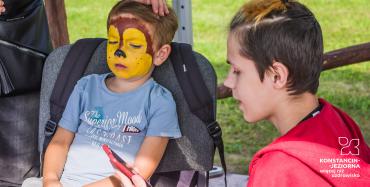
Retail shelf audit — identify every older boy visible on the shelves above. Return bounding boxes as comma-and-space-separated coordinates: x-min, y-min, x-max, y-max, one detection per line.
223, 0, 370, 186
39, 1, 181, 187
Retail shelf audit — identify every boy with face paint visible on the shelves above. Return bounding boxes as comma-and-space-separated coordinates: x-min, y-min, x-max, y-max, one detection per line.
40, 1, 180, 187
107, 17, 156, 81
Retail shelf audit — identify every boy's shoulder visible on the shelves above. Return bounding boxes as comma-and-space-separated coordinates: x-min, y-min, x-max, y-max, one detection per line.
75, 73, 107, 88
148, 79, 176, 107
79, 73, 106, 82
149, 80, 174, 98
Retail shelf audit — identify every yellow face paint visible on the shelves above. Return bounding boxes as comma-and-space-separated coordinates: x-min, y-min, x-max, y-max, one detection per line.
107, 18, 154, 80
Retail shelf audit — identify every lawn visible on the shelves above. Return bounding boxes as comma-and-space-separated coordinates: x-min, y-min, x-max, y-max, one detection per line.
65, 0, 370, 174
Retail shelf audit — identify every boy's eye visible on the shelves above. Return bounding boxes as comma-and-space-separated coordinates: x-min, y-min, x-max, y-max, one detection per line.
109, 41, 118, 45
233, 67, 240, 75
129, 43, 142, 49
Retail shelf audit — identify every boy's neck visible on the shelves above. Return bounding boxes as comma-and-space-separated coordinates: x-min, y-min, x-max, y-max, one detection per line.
269, 93, 319, 135
105, 73, 151, 94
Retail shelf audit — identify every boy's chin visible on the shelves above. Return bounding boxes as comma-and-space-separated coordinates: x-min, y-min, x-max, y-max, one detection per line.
243, 113, 261, 124
113, 74, 150, 82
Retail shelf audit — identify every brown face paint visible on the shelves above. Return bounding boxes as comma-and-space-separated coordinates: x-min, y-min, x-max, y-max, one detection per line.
109, 17, 154, 56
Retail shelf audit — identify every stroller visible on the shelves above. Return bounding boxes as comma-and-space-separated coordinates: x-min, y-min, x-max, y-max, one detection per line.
38, 38, 226, 186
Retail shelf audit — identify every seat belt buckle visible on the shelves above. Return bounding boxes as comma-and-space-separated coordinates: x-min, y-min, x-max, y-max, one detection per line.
206, 121, 222, 139
44, 119, 57, 136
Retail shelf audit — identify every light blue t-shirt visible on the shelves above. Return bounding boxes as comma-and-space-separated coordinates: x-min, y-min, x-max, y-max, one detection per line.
58, 73, 181, 187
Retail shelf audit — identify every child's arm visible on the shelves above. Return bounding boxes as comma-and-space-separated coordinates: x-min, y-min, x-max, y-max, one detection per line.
43, 127, 75, 186
134, 136, 169, 179
84, 136, 169, 187
0, 0, 5, 15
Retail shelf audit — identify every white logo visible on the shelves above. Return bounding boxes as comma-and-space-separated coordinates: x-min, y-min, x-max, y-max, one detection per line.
338, 137, 360, 156
122, 125, 141, 133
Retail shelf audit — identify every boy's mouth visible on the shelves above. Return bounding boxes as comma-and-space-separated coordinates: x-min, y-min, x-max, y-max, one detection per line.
115, 63, 127, 69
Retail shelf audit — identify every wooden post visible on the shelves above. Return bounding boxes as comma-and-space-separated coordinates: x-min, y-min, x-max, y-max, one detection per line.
322, 42, 370, 70
44, 0, 69, 48
217, 42, 370, 99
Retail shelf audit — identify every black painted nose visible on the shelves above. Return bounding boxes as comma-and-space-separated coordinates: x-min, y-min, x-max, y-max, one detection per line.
114, 49, 126, 58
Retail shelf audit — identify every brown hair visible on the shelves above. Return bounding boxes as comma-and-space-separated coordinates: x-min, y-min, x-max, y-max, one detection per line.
230, 0, 323, 95
107, 0, 178, 49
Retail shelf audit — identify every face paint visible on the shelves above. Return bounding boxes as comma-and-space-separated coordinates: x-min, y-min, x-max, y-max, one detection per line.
107, 17, 154, 80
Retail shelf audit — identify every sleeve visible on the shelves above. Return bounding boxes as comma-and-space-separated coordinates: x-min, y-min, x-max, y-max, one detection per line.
248, 152, 329, 187
146, 87, 182, 139
58, 77, 88, 133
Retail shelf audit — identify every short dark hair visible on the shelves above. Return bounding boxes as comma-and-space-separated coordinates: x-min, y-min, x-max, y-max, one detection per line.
230, 0, 323, 95
107, 0, 178, 48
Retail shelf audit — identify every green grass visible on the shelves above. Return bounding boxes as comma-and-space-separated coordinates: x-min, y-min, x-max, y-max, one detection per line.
65, 0, 370, 174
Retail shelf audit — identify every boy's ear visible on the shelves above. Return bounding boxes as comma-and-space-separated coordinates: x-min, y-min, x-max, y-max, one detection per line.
268, 60, 289, 90
153, 44, 171, 66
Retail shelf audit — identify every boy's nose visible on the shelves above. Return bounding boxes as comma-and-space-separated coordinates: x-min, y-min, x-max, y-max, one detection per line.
224, 72, 235, 89
114, 49, 126, 58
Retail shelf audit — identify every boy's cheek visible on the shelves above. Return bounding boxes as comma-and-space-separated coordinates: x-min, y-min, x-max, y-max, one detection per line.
107, 47, 115, 60
107, 44, 123, 64
106, 48, 154, 79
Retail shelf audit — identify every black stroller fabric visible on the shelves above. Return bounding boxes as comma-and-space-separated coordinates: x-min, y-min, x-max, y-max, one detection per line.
0, 0, 52, 96
0, 0, 51, 186
0, 92, 40, 186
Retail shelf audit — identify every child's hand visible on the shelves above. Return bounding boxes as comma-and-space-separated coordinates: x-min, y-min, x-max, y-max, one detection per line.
133, 0, 169, 16
0, 0, 5, 15
43, 178, 63, 187
115, 170, 148, 187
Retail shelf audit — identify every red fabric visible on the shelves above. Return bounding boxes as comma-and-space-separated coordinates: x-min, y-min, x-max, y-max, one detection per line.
247, 99, 370, 187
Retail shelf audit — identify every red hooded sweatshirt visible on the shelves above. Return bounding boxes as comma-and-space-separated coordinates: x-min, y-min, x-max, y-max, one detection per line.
247, 99, 370, 187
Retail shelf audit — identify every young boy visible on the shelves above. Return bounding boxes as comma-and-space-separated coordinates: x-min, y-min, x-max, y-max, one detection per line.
223, 0, 370, 186
40, 1, 181, 187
